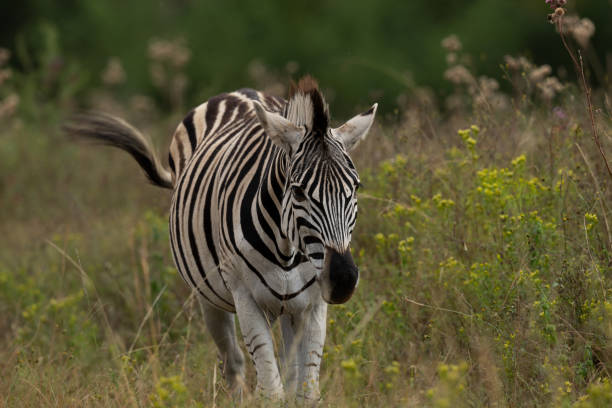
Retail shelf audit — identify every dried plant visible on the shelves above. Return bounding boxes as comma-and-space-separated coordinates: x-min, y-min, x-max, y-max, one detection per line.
547, 1, 612, 181
101, 57, 126, 86
441, 35, 509, 113
0, 47, 19, 119
148, 37, 191, 111
503, 55, 566, 101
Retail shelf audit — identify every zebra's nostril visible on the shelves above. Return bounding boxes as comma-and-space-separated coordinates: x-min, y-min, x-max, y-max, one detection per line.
322, 247, 359, 304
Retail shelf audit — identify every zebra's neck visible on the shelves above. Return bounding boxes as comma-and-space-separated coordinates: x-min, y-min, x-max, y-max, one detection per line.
252, 146, 302, 269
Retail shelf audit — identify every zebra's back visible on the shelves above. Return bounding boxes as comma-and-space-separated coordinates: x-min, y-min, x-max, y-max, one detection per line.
168, 89, 285, 182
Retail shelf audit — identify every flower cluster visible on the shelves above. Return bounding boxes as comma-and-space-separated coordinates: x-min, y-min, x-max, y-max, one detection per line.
546, 0, 567, 24
560, 15, 596, 47
148, 38, 191, 68
148, 37, 191, 110
441, 35, 509, 111
545, 0, 567, 9
504, 55, 564, 100
441, 34, 462, 53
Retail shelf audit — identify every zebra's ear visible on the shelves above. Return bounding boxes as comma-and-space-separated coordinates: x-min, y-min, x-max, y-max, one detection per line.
331, 103, 378, 151
253, 101, 304, 154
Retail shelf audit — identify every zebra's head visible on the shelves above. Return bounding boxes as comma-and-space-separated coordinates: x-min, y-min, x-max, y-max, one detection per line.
254, 77, 377, 304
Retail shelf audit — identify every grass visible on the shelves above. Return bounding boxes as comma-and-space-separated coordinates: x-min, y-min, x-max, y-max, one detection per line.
2, 37, 612, 407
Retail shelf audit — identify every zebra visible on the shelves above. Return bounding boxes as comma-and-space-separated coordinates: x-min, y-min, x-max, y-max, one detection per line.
65, 76, 377, 400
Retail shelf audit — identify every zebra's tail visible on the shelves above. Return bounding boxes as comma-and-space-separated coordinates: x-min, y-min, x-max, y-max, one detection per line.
64, 112, 173, 189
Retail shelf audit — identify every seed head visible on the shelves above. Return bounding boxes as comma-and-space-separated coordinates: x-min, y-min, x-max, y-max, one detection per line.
546, 0, 567, 23
0, 48, 10, 66
441, 35, 462, 52
101, 57, 126, 86
572, 18, 595, 47
545, 0, 567, 9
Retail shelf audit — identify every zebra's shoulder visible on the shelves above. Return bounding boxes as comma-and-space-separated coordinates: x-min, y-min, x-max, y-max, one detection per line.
168, 89, 286, 180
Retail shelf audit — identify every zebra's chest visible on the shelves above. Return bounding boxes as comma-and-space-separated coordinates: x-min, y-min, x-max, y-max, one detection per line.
227, 253, 321, 316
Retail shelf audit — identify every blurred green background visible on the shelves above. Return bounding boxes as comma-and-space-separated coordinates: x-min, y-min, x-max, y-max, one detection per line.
2, 0, 611, 115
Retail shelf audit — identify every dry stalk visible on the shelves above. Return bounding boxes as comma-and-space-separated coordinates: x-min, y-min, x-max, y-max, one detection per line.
127, 285, 167, 355
575, 142, 612, 251
405, 297, 501, 334
139, 237, 160, 350
556, 15, 612, 182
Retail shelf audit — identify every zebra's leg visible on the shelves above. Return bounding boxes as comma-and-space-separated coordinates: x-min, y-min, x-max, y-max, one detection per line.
233, 290, 284, 398
295, 300, 328, 401
201, 302, 246, 394
280, 314, 298, 394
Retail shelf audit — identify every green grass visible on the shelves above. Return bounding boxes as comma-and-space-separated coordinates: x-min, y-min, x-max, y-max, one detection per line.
2, 51, 612, 407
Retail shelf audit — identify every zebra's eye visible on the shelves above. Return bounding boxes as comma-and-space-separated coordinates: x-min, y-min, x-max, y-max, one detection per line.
292, 185, 307, 202
356, 181, 363, 191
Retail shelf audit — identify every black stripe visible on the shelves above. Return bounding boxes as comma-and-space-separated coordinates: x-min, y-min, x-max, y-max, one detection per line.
168, 153, 175, 173
304, 236, 322, 245
182, 110, 197, 150
251, 343, 265, 355
237, 88, 261, 102
176, 139, 186, 172
204, 95, 224, 138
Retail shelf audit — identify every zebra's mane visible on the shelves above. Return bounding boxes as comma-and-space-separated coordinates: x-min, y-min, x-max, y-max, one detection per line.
286, 76, 329, 136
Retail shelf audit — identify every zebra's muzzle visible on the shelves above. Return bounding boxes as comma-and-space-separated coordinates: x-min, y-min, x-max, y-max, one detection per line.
319, 247, 359, 304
